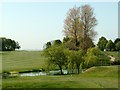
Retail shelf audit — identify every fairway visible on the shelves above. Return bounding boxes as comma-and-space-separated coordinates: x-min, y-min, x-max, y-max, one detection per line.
2, 66, 118, 88
2, 51, 47, 72
2, 51, 119, 88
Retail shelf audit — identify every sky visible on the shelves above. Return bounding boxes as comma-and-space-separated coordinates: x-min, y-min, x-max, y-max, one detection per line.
0, 1, 118, 50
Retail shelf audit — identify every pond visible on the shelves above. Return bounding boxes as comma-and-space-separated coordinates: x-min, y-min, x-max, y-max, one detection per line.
20, 70, 68, 76
19, 72, 47, 76
49, 70, 68, 75
8, 70, 68, 77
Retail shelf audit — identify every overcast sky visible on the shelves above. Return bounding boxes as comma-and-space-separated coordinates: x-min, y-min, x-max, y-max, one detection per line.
0, 1, 118, 50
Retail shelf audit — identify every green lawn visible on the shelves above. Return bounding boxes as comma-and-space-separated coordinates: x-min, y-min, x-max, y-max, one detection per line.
2, 66, 118, 88
1, 51, 119, 88
2, 51, 47, 72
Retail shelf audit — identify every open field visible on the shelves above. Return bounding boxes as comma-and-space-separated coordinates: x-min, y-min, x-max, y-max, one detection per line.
2, 51, 120, 72
2, 51, 47, 72
2, 66, 118, 88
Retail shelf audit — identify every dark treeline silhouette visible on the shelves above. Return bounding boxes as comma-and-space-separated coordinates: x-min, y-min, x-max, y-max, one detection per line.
97, 37, 120, 51
0, 37, 20, 51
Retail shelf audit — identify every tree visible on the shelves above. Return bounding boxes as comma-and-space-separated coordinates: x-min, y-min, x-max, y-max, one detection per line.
115, 41, 120, 51
114, 38, 120, 51
44, 39, 62, 50
80, 36, 95, 51
63, 6, 81, 49
43, 46, 67, 75
84, 47, 110, 68
44, 41, 52, 49
97, 36, 108, 51
73, 50, 84, 74
80, 4, 97, 52
65, 39, 78, 50
114, 38, 120, 45
15, 42, 21, 49
64, 49, 84, 74
63, 5, 97, 52
53, 39, 62, 46
106, 40, 115, 51
63, 37, 70, 43
0, 37, 20, 51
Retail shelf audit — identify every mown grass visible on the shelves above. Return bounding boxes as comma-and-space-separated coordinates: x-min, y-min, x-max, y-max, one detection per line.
2, 66, 119, 88
1, 51, 119, 88
2, 51, 47, 72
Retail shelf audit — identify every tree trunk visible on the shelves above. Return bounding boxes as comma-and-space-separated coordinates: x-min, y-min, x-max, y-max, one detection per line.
59, 66, 63, 75
77, 68, 80, 74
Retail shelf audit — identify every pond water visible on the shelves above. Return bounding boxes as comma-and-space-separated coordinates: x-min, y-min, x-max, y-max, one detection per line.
19, 72, 47, 76
18, 70, 68, 76
49, 70, 68, 75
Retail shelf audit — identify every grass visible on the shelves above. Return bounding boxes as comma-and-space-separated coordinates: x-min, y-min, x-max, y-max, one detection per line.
1, 51, 119, 88
2, 65, 119, 88
2, 51, 47, 72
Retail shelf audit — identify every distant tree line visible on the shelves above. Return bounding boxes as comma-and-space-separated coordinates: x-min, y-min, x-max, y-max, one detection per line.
0, 37, 20, 51
97, 37, 120, 51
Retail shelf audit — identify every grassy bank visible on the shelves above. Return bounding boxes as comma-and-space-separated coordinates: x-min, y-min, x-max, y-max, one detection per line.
2, 66, 118, 88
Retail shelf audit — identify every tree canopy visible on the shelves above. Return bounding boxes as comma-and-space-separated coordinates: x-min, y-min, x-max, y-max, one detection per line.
106, 40, 115, 51
0, 37, 20, 51
97, 36, 108, 51
43, 45, 67, 75
115, 41, 120, 51
84, 47, 110, 68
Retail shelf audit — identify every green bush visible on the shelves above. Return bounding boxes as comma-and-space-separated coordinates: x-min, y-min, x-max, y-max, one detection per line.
84, 47, 110, 68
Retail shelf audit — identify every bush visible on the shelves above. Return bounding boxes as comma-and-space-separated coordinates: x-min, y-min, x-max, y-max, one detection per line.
84, 47, 110, 68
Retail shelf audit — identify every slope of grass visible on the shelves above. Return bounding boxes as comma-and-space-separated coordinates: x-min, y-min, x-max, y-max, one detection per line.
2, 66, 118, 88
2, 51, 47, 72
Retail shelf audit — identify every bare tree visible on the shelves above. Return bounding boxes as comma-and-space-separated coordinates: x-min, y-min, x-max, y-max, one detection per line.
80, 5, 97, 52
63, 5, 97, 52
63, 6, 81, 48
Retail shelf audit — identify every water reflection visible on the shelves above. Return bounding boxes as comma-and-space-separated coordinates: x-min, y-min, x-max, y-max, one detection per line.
19, 72, 46, 76
19, 70, 68, 76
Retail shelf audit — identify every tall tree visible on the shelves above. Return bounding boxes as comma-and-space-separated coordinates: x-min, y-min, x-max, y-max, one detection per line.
80, 4, 97, 52
63, 5, 97, 52
63, 6, 81, 49
97, 36, 108, 51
